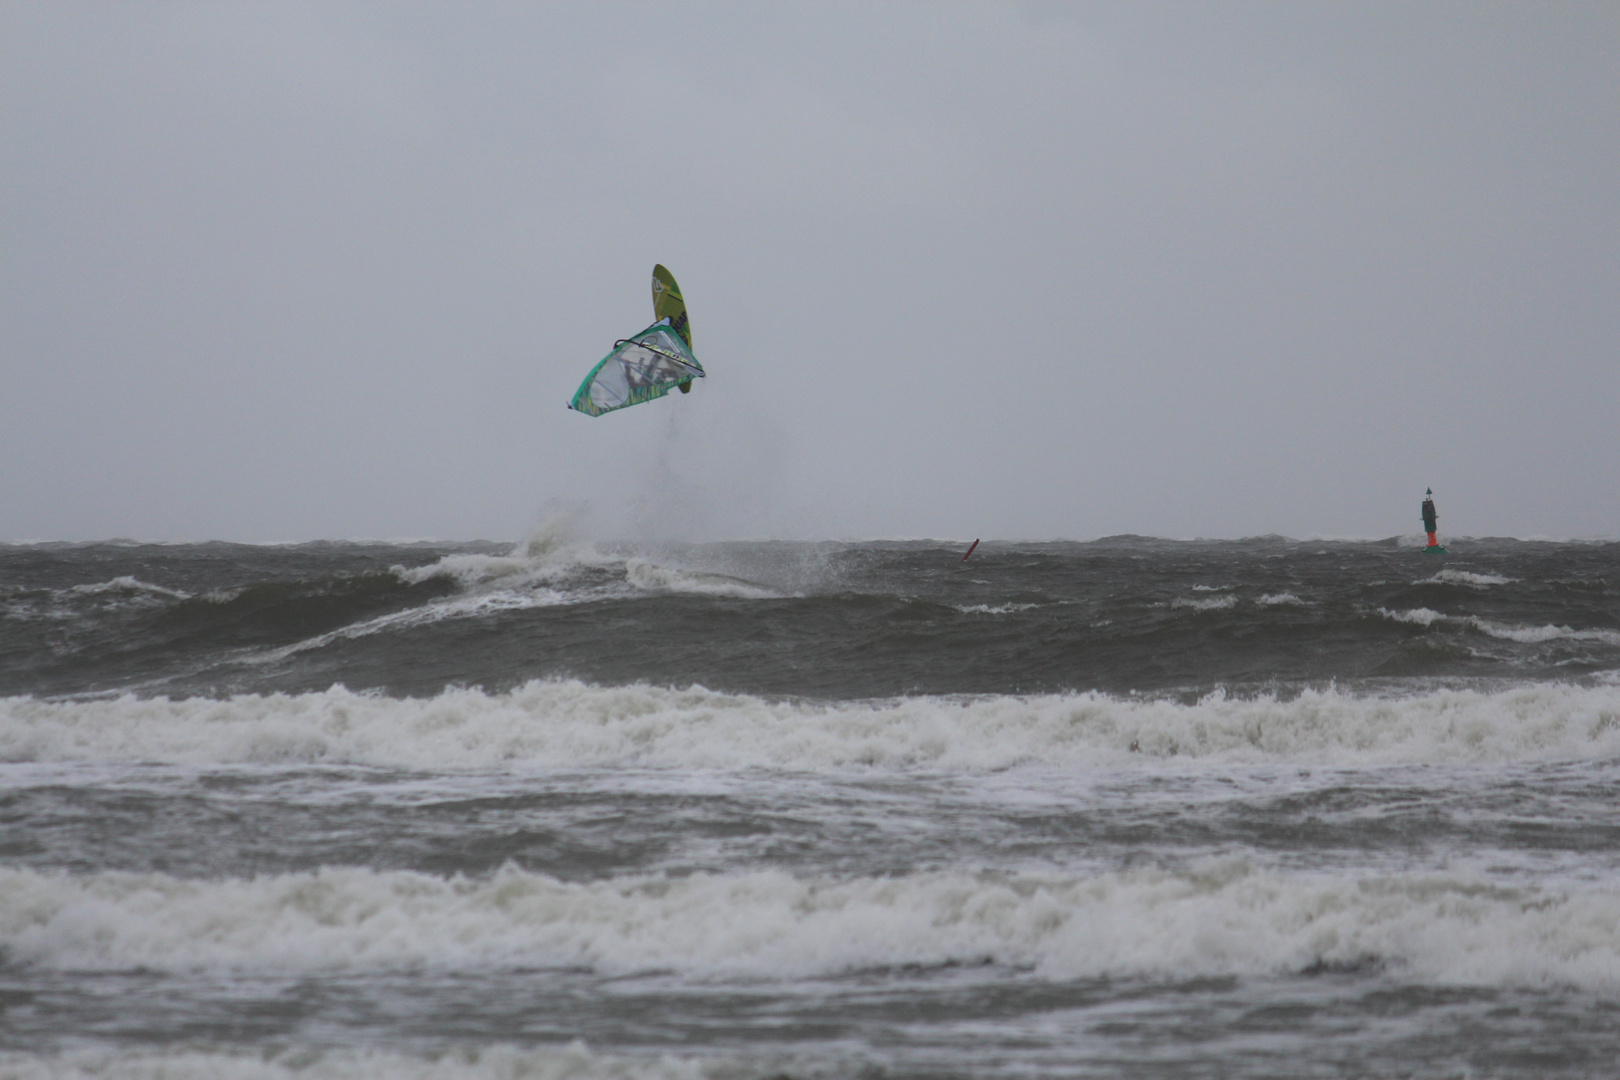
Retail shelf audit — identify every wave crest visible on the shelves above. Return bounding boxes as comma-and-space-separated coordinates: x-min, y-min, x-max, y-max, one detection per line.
1378, 607, 1620, 645
5, 680, 1620, 770
4, 861, 1617, 988
1418, 569, 1517, 588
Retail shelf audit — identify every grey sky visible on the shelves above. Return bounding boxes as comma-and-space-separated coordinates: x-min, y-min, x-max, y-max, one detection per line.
4, 1, 1616, 542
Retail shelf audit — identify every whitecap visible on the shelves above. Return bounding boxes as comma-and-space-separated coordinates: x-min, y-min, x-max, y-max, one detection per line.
4, 860, 1617, 990
67, 576, 191, 601
1172, 594, 1238, 611
7, 679, 1620, 771
1378, 607, 1620, 646
1417, 569, 1517, 588
1378, 606, 1446, 626
624, 559, 780, 600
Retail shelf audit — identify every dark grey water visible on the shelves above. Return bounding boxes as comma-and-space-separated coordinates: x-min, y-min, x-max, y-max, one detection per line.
3, 535, 1619, 1078
6, 535, 1619, 701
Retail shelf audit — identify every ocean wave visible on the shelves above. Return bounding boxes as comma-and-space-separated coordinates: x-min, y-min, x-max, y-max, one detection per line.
1380, 606, 1446, 626
392, 548, 610, 591
4, 860, 1617, 989
1417, 569, 1517, 588
67, 576, 192, 601
392, 532, 779, 607
0, 1045, 715, 1080
624, 559, 781, 600
954, 603, 1040, 615
265, 587, 578, 659
260, 540, 781, 657
1255, 593, 1308, 607
4, 680, 1620, 770
1377, 607, 1620, 645
1171, 594, 1238, 611
394, 550, 561, 589
2, 577, 193, 624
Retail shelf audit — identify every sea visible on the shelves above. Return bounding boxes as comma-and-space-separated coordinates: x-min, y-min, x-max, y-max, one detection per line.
3, 529, 1619, 1079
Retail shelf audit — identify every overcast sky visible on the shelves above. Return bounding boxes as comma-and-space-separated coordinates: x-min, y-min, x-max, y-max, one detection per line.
3, 1, 1617, 542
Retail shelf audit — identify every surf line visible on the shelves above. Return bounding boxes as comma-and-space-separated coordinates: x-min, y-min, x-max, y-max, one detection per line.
961, 539, 980, 562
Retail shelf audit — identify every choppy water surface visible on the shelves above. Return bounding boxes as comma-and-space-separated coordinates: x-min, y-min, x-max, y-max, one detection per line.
3, 535, 1619, 1078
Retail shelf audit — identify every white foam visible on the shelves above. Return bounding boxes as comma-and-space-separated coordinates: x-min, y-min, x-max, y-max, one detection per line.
270, 543, 615, 654
277, 562, 773, 659
58, 576, 192, 606
3, 860, 1617, 989
392, 516, 613, 591
1380, 606, 1445, 626
198, 587, 245, 603
1255, 593, 1307, 607
3, 577, 192, 623
1377, 607, 1620, 645
394, 551, 551, 588
1418, 569, 1517, 588
954, 603, 1039, 615
269, 586, 576, 659
0, 1045, 714, 1080
392, 541, 611, 591
395, 549, 781, 602
1470, 620, 1620, 645
5, 680, 1620, 771
271, 532, 780, 657
67, 576, 191, 600
624, 559, 781, 599
1172, 594, 1238, 611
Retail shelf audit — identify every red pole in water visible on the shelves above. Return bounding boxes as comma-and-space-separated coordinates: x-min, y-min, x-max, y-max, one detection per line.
961, 539, 980, 562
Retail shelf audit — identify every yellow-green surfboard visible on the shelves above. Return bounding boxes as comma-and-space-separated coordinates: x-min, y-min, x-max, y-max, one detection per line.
652, 265, 691, 349
652, 264, 694, 393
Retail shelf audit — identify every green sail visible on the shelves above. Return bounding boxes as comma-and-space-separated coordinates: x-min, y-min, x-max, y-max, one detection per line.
567, 321, 705, 417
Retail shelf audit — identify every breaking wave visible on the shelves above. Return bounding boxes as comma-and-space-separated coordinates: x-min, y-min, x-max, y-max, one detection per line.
2, 577, 194, 622
1171, 594, 1239, 611
1377, 607, 1620, 645
1418, 569, 1518, 588
68, 576, 193, 600
623, 559, 781, 600
389, 523, 780, 603
5, 680, 1620, 771
4, 860, 1617, 989
250, 537, 784, 658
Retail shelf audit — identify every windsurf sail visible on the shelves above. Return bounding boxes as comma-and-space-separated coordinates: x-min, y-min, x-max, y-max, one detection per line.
567, 320, 705, 417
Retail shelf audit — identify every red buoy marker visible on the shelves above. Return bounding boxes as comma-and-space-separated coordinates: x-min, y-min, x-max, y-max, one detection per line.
1421, 488, 1448, 553
961, 539, 980, 562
